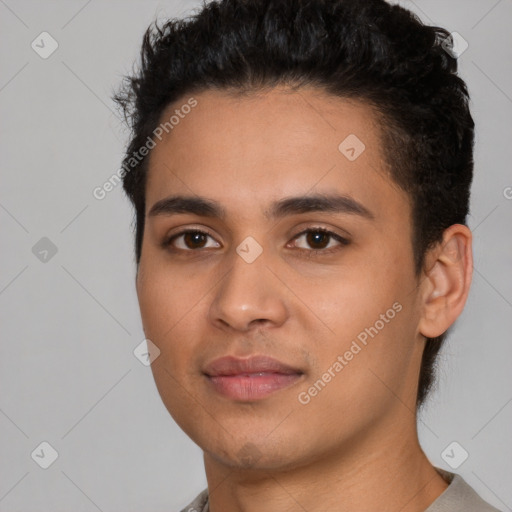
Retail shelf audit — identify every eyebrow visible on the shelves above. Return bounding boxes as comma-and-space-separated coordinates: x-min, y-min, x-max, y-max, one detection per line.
148, 193, 374, 220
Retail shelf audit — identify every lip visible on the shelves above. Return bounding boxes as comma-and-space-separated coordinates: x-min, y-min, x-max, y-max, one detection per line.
203, 355, 304, 401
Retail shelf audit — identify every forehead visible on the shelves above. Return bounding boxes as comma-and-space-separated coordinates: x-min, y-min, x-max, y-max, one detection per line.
144, 87, 406, 219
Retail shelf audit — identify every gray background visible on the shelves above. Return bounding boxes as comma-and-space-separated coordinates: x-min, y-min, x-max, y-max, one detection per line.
0, 0, 511, 511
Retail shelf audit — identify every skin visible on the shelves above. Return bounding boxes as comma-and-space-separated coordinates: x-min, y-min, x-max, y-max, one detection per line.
136, 87, 473, 512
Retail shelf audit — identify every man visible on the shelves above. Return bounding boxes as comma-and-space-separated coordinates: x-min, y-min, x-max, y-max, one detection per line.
114, 0, 500, 510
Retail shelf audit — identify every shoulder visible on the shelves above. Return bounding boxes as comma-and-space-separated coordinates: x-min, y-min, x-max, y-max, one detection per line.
177, 472, 504, 512
179, 488, 209, 512
426, 468, 503, 512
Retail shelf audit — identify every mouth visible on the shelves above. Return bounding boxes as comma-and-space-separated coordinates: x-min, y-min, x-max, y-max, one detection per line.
203, 355, 304, 401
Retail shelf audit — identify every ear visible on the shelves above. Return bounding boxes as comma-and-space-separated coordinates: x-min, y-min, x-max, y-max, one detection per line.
418, 224, 473, 338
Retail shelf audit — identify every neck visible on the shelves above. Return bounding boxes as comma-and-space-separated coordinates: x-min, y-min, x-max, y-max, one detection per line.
203, 411, 448, 512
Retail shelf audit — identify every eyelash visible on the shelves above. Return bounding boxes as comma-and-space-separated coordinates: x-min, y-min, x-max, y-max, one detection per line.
162, 227, 350, 257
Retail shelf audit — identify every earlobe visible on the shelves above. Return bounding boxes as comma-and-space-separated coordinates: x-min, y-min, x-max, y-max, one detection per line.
418, 224, 473, 338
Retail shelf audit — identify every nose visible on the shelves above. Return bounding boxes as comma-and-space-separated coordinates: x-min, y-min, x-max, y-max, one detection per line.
208, 247, 289, 332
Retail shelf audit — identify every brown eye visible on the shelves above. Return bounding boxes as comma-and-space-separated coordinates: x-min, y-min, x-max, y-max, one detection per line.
166, 230, 221, 251
305, 231, 331, 249
183, 232, 208, 249
291, 228, 349, 253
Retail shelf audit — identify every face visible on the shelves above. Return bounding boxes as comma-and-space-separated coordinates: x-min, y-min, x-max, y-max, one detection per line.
136, 87, 426, 471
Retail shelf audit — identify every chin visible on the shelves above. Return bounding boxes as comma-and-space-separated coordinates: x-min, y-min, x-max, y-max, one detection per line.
201, 433, 317, 473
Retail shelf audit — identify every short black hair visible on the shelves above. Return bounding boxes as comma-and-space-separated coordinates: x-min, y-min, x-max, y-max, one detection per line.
114, 0, 474, 409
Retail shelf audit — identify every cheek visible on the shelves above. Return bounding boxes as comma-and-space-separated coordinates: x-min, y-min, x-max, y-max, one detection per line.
137, 258, 201, 327
294, 306, 418, 437
136, 262, 206, 367
303, 255, 408, 337
137, 266, 209, 424
298, 247, 419, 392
